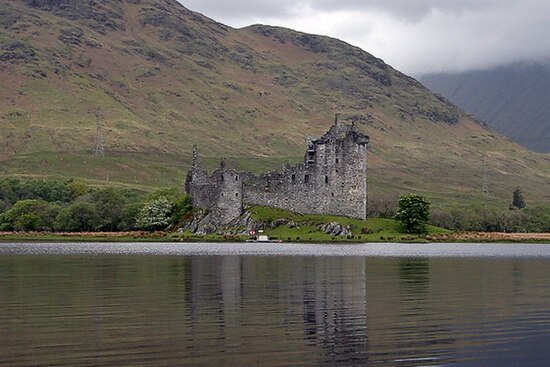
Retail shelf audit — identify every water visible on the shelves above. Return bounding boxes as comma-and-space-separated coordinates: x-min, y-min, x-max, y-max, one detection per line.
1, 242, 550, 366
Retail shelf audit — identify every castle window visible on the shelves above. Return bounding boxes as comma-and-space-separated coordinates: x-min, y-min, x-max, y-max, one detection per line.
221, 192, 224, 196
235, 192, 239, 197
235, 175, 239, 181
336, 158, 339, 164
291, 174, 296, 183
325, 175, 329, 184
304, 174, 309, 183
336, 169, 339, 173
220, 174, 224, 183
331, 192, 335, 197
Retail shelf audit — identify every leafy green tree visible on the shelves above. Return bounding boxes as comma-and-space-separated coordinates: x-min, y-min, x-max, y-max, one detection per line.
55, 202, 101, 232
118, 203, 145, 231
136, 197, 173, 231
89, 188, 126, 231
68, 181, 89, 199
396, 194, 431, 233
13, 214, 42, 231
0, 178, 18, 204
512, 187, 526, 209
171, 195, 192, 224
0, 199, 57, 231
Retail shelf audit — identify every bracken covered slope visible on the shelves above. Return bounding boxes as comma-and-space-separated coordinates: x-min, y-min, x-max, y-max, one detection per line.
1, 0, 549, 206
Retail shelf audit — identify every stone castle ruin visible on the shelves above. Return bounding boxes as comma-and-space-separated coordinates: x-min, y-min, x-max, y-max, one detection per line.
185, 117, 369, 224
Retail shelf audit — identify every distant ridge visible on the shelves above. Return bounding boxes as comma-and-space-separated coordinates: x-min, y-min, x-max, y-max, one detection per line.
421, 62, 550, 153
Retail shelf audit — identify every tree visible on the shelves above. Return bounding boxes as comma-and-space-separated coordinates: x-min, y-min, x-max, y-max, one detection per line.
171, 194, 192, 224
512, 187, 526, 209
0, 199, 54, 231
118, 203, 145, 231
89, 188, 126, 231
136, 197, 173, 231
396, 194, 431, 233
55, 202, 101, 232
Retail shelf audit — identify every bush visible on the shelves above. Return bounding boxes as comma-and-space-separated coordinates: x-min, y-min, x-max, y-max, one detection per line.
0, 199, 57, 231
136, 197, 173, 231
512, 187, 526, 209
118, 203, 144, 231
55, 202, 101, 232
14, 214, 41, 232
171, 194, 192, 224
89, 188, 126, 231
396, 194, 431, 233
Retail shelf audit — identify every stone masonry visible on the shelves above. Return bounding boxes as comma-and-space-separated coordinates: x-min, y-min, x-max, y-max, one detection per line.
185, 116, 369, 224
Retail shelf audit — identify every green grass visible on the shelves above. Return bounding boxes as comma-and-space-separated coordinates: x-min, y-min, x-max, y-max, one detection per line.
249, 206, 448, 242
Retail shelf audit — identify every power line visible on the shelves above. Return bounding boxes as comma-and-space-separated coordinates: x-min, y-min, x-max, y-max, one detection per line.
94, 109, 105, 158
482, 157, 489, 194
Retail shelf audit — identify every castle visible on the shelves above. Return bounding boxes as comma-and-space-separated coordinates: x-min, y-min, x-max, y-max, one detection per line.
185, 117, 369, 224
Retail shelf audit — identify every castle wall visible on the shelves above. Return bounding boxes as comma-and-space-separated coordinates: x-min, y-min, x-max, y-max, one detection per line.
185, 119, 369, 222
242, 122, 368, 219
186, 165, 243, 224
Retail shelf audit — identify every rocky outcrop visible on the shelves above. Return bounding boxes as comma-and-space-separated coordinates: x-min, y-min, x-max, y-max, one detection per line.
318, 222, 352, 237
179, 209, 354, 238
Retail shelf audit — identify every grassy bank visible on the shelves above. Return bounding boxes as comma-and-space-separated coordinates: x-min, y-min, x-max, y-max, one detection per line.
247, 206, 448, 243
2, 230, 550, 243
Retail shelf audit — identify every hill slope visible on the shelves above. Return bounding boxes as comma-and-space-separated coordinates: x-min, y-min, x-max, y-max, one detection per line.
421, 63, 550, 153
1, 0, 550, 206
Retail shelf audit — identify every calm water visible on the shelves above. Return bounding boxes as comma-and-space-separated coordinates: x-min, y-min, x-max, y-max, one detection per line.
1, 243, 550, 366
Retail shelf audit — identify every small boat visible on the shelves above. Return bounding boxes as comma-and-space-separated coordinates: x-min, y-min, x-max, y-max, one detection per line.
246, 235, 283, 243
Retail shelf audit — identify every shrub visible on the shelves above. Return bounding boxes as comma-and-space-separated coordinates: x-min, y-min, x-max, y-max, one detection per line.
512, 187, 526, 209
89, 188, 126, 231
0, 199, 55, 231
136, 197, 173, 231
396, 194, 431, 233
118, 203, 144, 231
55, 202, 101, 232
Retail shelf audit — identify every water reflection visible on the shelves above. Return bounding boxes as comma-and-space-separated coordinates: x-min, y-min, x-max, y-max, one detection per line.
1, 253, 550, 366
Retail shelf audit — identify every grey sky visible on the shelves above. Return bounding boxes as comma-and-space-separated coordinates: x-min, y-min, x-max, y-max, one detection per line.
179, 0, 550, 76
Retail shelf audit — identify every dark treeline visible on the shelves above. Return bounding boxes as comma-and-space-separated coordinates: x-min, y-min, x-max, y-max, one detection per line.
0, 178, 191, 232
369, 192, 550, 233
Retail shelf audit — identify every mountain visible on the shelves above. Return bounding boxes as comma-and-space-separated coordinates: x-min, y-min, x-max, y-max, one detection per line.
421, 63, 550, 153
1, 0, 550, 206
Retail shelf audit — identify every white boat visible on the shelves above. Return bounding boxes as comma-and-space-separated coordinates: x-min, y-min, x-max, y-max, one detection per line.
246, 235, 283, 243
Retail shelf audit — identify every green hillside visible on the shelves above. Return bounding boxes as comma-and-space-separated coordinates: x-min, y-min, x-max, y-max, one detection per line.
1, 0, 549, 208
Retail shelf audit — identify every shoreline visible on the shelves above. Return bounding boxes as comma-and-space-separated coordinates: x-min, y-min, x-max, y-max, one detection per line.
1, 231, 550, 244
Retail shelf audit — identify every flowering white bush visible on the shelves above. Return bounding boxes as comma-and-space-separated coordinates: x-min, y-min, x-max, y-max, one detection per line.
136, 197, 173, 231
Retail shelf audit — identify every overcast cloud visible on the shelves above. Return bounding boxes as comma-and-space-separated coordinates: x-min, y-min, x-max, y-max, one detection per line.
179, 0, 550, 76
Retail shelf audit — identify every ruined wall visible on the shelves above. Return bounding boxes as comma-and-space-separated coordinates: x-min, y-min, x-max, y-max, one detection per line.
185, 119, 369, 221
242, 120, 368, 219
186, 155, 243, 225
